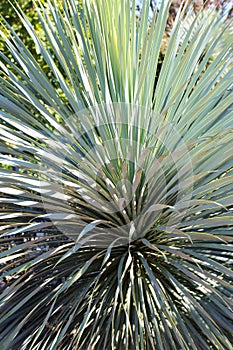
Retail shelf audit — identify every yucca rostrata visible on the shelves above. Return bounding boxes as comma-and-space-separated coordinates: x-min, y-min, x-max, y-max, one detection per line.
0, 1, 232, 349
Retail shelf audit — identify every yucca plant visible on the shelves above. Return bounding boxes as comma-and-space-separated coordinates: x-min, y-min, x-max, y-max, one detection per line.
0, 0, 233, 349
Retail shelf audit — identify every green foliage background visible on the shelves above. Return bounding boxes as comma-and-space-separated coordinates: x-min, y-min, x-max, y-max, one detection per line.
0, 0, 64, 77
0, 1, 42, 59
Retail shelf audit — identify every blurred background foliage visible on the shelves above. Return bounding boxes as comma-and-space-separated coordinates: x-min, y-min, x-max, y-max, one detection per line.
0, 0, 64, 78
